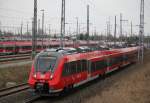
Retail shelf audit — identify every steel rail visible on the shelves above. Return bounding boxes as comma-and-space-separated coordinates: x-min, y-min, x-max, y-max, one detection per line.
23, 95, 41, 103
0, 55, 31, 62
0, 83, 29, 98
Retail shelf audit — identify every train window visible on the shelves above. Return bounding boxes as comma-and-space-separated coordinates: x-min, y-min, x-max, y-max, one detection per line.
6, 46, 14, 50
62, 60, 88, 77
63, 63, 71, 76
76, 60, 82, 73
115, 56, 123, 63
73, 61, 77, 73
82, 60, 87, 71
91, 60, 107, 72
62, 63, 67, 76
95, 61, 100, 70
22, 46, 31, 49
69, 62, 73, 74
109, 56, 123, 66
124, 55, 128, 61
37, 46, 41, 49
125, 54, 133, 61
123, 53, 137, 62
62, 61, 77, 76
132, 53, 138, 60
15, 46, 19, 50
69, 61, 76, 74
62, 63, 69, 76
36, 56, 57, 73
91, 62, 96, 72
66, 62, 71, 75
95, 60, 107, 70
127, 54, 131, 60
128, 54, 136, 61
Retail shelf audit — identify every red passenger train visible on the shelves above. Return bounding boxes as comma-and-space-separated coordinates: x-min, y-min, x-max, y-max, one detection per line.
28, 46, 138, 94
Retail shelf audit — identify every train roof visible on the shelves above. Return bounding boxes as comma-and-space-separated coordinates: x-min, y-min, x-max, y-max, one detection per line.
38, 45, 115, 56
38, 47, 78, 56
37, 46, 99, 58
35, 46, 138, 63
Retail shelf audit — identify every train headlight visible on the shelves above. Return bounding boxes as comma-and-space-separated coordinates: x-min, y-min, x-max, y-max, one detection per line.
50, 75, 53, 80
33, 74, 37, 78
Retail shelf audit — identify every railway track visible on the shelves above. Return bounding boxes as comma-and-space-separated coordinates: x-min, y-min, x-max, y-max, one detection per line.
0, 54, 30, 58
24, 95, 41, 103
0, 83, 29, 98
0, 54, 31, 62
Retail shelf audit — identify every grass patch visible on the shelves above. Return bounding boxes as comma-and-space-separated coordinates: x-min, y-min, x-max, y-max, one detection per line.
0, 63, 31, 89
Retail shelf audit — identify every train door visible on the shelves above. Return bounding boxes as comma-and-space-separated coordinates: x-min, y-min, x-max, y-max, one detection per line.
106, 56, 110, 74
123, 53, 128, 66
87, 60, 92, 78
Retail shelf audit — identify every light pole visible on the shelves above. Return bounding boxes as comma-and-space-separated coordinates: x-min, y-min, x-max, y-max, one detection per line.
60, 0, 65, 48
32, 0, 37, 59
138, 0, 144, 63
38, 19, 40, 36
120, 13, 128, 46
20, 22, 23, 41
49, 24, 51, 40
114, 16, 117, 47
87, 5, 90, 46
0, 21, 2, 37
76, 17, 79, 39
41, 9, 44, 49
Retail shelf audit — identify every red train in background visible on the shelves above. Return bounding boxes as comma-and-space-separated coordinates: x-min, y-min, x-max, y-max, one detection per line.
28, 46, 138, 95
0, 40, 99, 55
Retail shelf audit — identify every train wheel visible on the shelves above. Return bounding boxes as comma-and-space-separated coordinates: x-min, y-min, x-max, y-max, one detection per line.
61, 84, 74, 96
99, 72, 106, 80
66, 85, 73, 91
65, 84, 73, 92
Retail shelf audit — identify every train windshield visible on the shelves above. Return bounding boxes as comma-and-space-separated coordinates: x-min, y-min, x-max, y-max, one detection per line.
36, 56, 57, 72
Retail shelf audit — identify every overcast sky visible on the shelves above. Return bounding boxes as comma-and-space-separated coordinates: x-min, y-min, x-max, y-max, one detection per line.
0, 0, 150, 36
